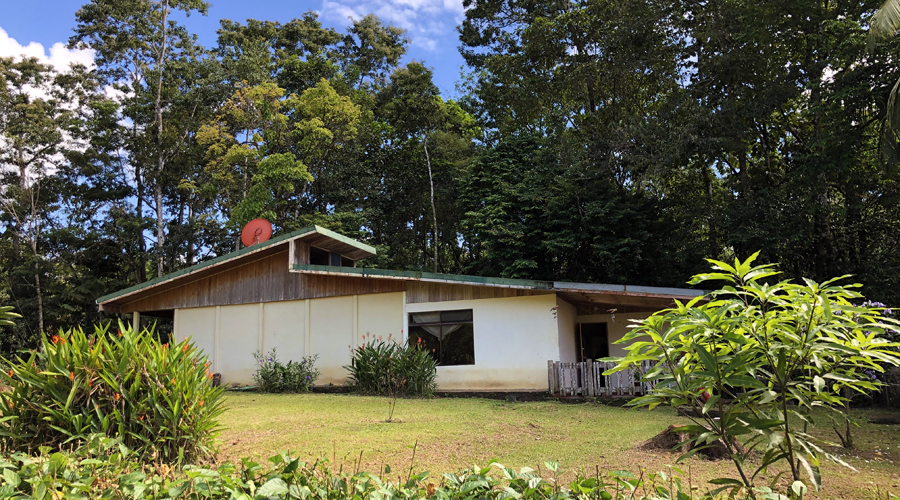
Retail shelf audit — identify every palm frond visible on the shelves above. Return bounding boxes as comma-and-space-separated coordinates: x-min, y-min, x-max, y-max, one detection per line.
871, 0, 900, 41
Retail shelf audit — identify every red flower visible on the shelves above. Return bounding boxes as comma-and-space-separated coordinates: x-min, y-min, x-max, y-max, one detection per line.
6, 370, 12, 377
199, 399, 204, 407
117, 330, 123, 337
70, 371, 75, 381
182, 344, 188, 353
51, 335, 59, 345
114, 392, 121, 401
163, 343, 168, 349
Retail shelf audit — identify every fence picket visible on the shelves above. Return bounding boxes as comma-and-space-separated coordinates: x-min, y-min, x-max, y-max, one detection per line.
546, 360, 659, 397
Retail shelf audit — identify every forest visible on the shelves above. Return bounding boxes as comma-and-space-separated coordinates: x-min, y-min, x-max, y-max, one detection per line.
2, 0, 900, 352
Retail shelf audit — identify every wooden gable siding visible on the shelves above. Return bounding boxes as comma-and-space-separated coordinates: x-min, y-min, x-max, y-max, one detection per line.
118, 250, 405, 313
405, 282, 551, 304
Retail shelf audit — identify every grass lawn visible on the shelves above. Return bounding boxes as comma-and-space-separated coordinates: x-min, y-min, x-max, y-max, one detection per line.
218, 393, 900, 499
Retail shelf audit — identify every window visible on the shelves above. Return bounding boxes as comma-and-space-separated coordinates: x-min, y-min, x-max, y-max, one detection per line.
408, 309, 474, 366
309, 247, 329, 265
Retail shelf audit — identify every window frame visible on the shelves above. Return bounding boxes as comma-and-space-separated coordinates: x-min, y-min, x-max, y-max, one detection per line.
408, 309, 475, 366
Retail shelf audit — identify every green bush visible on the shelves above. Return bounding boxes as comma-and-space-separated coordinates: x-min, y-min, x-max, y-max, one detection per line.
0, 439, 785, 499
252, 348, 319, 393
0, 321, 224, 463
607, 253, 900, 496
345, 334, 437, 397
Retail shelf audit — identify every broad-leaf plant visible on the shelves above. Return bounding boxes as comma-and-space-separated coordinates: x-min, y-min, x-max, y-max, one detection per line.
606, 253, 900, 497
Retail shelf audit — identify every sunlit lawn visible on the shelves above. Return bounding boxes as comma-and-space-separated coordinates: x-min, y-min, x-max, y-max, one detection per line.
217, 393, 900, 499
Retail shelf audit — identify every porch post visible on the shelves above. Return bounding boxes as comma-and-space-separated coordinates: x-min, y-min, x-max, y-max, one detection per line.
132, 311, 140, 332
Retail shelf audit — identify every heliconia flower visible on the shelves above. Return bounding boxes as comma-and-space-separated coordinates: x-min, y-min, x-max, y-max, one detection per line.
6, 370, 12, 377
139, 415, 144, 421
52, 335, 60, 345
118, 330, 123, 337
163, 343, 168, 349
115, 393, 121, 401
208, 373, 213, 379
199, 400, 204, 407
182, 344, 188, 353
70, 371, 75, 381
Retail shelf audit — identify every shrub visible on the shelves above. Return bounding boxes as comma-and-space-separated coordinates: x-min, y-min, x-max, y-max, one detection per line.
0, 321, 225, 463
607, 253, 900, 496
345, 335, 437, 397
0, 440, 776, 499
252, 348, 319, 393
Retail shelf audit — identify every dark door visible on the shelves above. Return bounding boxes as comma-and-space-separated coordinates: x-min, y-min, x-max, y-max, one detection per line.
577, 322, 609, 362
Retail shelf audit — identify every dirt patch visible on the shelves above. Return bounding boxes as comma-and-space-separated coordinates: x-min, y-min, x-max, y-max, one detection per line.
638, 424, 743, 460
868, 417, 900, 425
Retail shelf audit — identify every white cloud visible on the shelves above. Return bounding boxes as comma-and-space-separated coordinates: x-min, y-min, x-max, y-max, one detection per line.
0, 27, 95, 72
0, 28, 98, 181
319, 0, 465, 52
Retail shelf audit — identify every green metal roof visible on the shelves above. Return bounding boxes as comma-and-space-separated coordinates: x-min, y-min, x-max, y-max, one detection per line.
96, 225, 376, 305
290, 264, 704, 298
292, 264, 556, 289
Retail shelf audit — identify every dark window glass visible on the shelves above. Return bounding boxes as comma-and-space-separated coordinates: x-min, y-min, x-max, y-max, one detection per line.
408, 310, 474, 366
309, 247, 329, 265
330, 252, 342, 266
341, 256, 354, 267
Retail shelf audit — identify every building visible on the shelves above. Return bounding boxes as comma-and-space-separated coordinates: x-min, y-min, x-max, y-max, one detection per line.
96, 226, 702, 391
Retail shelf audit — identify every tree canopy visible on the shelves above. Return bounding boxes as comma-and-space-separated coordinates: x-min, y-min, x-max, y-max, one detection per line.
1, 0, 899, 345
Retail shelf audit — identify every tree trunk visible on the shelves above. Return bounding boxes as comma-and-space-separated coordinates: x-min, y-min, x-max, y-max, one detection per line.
424, 137, 438, 273
154, 0, 170, 278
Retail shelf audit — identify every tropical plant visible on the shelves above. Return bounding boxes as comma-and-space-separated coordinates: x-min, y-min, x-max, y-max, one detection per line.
0, 321, 225, 463
0, 439, 779, 500
871, 0, 900, 159
0, 306, 21, 327
344, 334, 437, 399
606, 253, 900, 497
252, 348, 319, 393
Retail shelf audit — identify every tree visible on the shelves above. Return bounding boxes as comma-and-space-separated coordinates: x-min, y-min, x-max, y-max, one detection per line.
197, 79, 361, 239
71, 0, 210, 277
0, 58, 84, 333
607, 253, 900, 495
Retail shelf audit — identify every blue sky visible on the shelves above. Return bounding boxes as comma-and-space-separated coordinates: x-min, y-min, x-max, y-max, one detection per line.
0, 0, 467, 97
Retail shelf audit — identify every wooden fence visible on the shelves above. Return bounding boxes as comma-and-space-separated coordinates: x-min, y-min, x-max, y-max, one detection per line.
547, 360, 655, 397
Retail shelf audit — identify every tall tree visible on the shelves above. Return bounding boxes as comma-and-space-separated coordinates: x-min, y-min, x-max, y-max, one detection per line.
71, 0, 209, 277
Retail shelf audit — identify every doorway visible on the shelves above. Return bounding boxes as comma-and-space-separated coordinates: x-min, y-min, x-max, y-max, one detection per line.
577, 322, 609, 362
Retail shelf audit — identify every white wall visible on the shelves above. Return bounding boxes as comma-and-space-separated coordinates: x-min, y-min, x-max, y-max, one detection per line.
310, 295, 355, 384
173, 292, 405, 386
556, 298, 577, 362
575, 312, 652, 359
175, 307, 217, 368
263, 301, 307, 364
406, 294, 559, 391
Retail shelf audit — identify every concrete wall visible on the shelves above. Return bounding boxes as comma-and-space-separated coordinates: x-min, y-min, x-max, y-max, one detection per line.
574, 312, 652, 358
556, 298, 577, 362
173, 292, 404, 386
172, 290, 651, 391
406, 294, 559, 391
